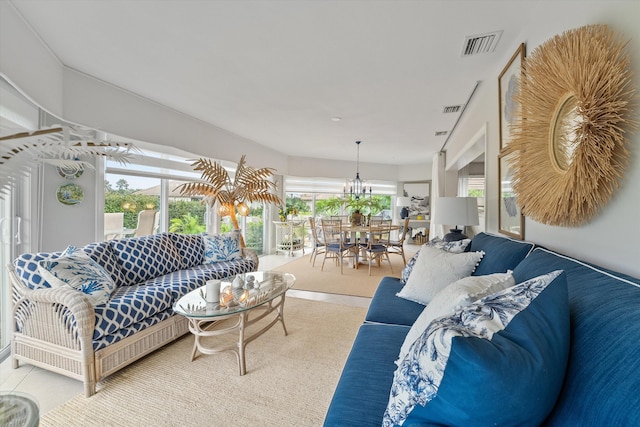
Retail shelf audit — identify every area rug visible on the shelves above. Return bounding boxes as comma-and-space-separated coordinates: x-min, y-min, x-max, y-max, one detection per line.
278, 248, 417, 298
40, 297, 366, 427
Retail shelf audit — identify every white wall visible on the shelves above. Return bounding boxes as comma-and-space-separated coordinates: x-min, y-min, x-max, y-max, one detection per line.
3, 0, 637, 277
445, 0, 640, 277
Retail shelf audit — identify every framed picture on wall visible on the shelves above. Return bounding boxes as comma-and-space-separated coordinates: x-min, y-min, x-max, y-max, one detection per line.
498, 43, 525, 151
403, 181, 431, 219
498, 152, 524, 239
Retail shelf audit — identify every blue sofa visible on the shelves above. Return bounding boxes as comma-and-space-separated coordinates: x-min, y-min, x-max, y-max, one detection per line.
9, 232, 258, 396
324, 232, 640, 426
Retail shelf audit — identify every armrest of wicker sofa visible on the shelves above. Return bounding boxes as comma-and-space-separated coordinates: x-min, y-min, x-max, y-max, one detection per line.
9, 265, 98, 396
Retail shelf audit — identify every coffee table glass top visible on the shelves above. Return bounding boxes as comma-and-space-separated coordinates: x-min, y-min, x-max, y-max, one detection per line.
173, 271, 295, 319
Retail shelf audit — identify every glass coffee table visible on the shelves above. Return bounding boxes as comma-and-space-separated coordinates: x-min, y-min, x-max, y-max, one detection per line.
173, 271, 295, 375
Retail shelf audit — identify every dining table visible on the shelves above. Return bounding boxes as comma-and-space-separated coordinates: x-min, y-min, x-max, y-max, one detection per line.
333, 223, 400, 269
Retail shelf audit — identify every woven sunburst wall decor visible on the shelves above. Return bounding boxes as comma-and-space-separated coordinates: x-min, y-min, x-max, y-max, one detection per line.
503, 24, 637, 227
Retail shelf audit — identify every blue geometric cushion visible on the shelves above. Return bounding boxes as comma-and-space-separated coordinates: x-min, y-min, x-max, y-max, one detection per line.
93, 310, 173, 351
168, 233, 204, 269
93, 283, 174, 340
202, 231, 243, 263
81, 241, 128, 288
110, 233, 183, 284
384, 270, 569, 427
14, 252, 60, 290
38, 246, 117, 306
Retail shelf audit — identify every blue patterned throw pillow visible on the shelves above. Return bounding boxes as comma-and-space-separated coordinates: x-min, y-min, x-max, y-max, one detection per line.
384, 270, 569, 427
203, 231, 243, 263
38, 246, 117, 306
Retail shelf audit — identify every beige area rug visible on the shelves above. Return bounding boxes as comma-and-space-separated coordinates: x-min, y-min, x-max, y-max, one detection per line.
40, 297, 366, 427
280, 247, 418, 298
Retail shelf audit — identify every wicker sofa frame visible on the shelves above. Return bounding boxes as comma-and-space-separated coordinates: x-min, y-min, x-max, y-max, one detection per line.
8, 246, 257, 397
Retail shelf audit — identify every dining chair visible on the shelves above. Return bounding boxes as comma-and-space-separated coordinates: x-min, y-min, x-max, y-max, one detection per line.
320, 219, 356, 274
388, 217, 410, 265
361, 219, 393, 275
308, 217, 326, 267
133, 209, 159, 237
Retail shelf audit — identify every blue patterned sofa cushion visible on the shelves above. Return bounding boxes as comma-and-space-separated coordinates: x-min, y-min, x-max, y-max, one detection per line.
384, 270, 569, 427
93, 283, 174, 340
110, 233, 183, 284
93, 310, 173, 351
168, 233, 205, 269
14, 251, 61, 290
82, 241, 128, 287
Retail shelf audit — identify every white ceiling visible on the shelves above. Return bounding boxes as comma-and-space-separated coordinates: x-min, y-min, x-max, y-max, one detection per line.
8, 0, 544, 166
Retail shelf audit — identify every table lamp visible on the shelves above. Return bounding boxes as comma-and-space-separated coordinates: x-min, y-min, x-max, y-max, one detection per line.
396, 197, 411, 219
432, 197, 479, 242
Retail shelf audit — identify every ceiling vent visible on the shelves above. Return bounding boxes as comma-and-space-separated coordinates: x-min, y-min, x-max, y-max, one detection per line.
442, 105, 463, 114
461, 30, 503, 56
435, 131, 448, 136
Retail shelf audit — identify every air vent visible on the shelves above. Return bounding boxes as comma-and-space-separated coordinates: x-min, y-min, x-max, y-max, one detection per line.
442, 105, 463, 114
461, 30, 503, 56
435, 131, 448, 137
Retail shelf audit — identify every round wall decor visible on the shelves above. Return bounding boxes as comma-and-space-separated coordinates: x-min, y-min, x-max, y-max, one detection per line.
503, 24, 637, 227
56, 183, 84, 205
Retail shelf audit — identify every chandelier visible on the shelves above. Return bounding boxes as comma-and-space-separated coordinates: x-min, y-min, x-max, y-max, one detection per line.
344, 140, 371, 199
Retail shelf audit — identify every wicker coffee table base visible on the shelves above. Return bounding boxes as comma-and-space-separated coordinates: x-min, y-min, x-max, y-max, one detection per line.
186, 294, 288, 375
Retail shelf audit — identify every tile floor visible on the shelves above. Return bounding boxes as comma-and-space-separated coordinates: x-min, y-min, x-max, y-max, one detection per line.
0, 252, 374, 416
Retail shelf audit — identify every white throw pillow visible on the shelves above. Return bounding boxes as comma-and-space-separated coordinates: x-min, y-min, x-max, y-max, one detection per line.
38, 246, 116, 306
396, 246, 484, 306
397, 271, 515, 362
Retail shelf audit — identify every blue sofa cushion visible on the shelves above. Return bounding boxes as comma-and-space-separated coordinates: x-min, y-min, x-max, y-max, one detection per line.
110, 233, 183, 284
365, 277, 425, 326
93, 282, 174, 340
168, 233, 205, 269
384, 270, 569, 427
512, 248, 640, 426
468, 232, 534, 276
324, 323, 410, 427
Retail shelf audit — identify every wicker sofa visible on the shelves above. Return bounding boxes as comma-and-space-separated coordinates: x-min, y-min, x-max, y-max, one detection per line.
8, 232, 258, 397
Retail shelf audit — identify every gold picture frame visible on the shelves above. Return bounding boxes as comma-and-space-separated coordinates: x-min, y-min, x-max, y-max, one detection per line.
498, 151, 524, 239
498, 43, 525, 239
498, 43, 525, 151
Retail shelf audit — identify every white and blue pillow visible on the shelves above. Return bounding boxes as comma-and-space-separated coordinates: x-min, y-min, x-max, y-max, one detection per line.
397, 246, 484, 305
397, 271, 516, 362
202, 231, 243, 263
38, 246, 117, 306
384, 270, 569, 427
400, 237, 471, 284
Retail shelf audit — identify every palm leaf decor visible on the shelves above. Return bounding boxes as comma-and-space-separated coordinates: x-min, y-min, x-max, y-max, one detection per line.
0, 126, 134, 198
178, 155, 282, 240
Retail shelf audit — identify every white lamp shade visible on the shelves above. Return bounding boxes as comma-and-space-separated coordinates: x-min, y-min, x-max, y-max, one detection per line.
396, 197, 411, 207
432, 197, 479, 226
